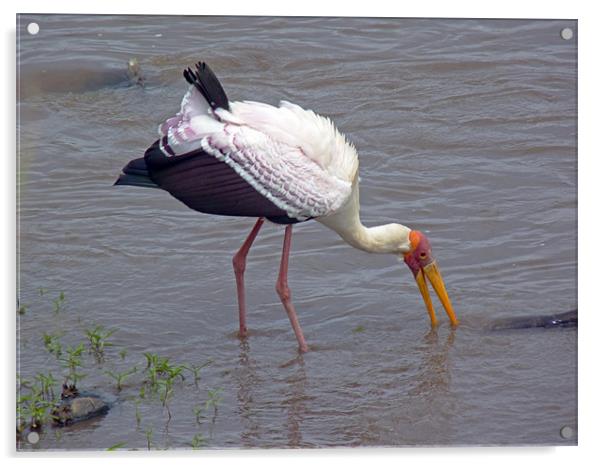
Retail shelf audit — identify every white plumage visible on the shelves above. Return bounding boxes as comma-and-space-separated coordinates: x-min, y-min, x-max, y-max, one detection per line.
116, 62, 459, 353
158, 87, 358, 220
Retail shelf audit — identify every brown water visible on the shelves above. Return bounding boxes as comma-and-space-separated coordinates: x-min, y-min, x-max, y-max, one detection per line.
16, 15, 577, 450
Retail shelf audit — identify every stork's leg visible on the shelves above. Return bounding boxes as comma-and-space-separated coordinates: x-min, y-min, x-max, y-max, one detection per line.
276, 225, 308, 353
233, 218, 264, 337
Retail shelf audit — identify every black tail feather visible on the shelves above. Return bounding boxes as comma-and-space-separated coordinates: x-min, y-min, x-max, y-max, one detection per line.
114, 157, 159, 189
183, 62, 230, 111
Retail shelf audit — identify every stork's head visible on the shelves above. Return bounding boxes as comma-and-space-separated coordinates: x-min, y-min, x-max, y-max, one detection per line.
403, 230, 459, 327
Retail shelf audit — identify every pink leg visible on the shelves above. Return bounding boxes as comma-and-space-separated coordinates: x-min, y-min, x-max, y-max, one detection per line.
233, 218, 264, 337
276, 225, 308, 353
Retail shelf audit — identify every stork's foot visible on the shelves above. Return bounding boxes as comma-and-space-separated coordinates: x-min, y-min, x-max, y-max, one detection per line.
276, 282, 309, 353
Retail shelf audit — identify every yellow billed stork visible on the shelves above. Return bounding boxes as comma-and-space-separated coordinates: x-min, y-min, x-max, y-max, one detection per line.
115, 62, 458, 352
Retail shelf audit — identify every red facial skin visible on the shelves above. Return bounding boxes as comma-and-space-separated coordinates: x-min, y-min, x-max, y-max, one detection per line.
403, 231, 434, 277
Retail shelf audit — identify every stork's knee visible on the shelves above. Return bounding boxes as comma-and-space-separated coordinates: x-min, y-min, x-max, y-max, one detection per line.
276, 281, 291, 301
232, 254, 245, 274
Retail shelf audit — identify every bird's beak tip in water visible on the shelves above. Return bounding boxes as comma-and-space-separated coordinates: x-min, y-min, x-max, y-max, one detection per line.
422, 261, 459, 327
404, 231, 459, 327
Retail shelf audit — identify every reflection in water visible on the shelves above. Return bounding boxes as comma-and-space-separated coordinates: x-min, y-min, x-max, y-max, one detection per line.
235, 338, 261, 447
281, 356, 308, 448
400, 328, 457, 445
236, 340, 309, 448
409, 328, 455, 397
409, 328, 456, 397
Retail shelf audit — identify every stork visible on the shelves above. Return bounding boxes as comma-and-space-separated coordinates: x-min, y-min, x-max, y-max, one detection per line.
115, 62, 458, 353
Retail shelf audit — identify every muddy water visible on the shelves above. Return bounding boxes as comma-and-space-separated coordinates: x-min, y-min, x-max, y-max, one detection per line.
16, 15, 577, 449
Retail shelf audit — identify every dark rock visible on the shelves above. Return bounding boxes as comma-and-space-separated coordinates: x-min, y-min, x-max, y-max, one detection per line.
490, 309, 577, 331
52, 386, 110, 426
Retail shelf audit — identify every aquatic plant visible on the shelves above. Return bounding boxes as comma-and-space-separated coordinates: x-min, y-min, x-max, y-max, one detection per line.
85, 325, 116, 360
52, 291, 66, 314
143, 353, 186, 378
205, 388, 223, 417
16, 374, 58, 432
59, 343, 86, 386
142, 352, 187, 395
141, 353, 192, 426
107, 442, 127, 451
42, 333, 63, 359
190, 433, 205, 449
104, 366, 137, 391
156, 378, 174, 421
134, 400, 142, 427
17, 393, 53, 432
145, 427, 153, 450
184, 360, 212, 387
34, 372, 57, 401
18, 287, 222, 449
193, 405, 203, 425
143, 352, 158, 370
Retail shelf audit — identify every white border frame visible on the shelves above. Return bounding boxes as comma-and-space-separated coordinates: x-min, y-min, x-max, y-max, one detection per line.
5, 1, 599, 464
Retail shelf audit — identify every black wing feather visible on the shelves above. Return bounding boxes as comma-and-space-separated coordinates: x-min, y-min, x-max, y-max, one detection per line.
116, 61, 307, 224
143, 140, 301, 222
183, 62, 230, 111
114, 157, 159, 188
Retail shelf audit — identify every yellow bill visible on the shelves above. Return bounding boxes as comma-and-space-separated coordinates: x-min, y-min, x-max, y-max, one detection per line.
422, 261, 459, 327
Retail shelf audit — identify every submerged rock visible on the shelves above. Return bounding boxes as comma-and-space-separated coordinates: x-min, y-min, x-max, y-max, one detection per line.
489, 309, 577, 331
19, 58, 146, 97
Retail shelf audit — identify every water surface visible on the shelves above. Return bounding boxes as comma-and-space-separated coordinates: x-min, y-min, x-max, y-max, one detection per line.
17, 15, 577, 449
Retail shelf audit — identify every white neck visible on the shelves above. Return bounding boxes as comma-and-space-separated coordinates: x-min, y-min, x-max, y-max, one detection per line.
317, 183, 412, 254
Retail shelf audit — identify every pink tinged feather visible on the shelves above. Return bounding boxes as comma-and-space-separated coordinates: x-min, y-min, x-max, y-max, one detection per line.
226, 100, 358, 182
158, 85, 218, 148
199, 125, 352, 220
180, 85, 211, 119
155, 87, 356, 218
158, 116, 183, 136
